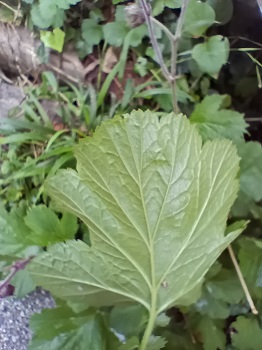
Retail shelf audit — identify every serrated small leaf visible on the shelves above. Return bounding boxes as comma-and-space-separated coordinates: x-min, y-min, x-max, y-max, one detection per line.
190, 94, 247, 142
29, 112, 244, 317
192, 36, 230, 76
147, 335, 167, 350
29, 305, 112, 350
24, 205, 78, 246
184, 0, 215, 36
196, 317, 226, 350
231, 316, 262, 350
0, 204, 30, 256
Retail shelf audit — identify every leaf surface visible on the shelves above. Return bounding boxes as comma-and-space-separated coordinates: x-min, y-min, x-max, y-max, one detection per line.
0, 204, 30, 256
25, 205, 78, 246
190, 94, 247, 142
28, 111, 244, 314
195, 317, 226, 350
192, 36, 229, 76
237, 141, 262, 202
152, 0, 183, 16
29, 305, 115, 350
231, 316, 262, 350
184, 0, 215, 37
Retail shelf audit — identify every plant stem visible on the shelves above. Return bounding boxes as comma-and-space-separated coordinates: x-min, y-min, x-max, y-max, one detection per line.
228, 245, 258, 315
139, 0, 190, 114
139, 292, 157, 350
151, 17, 176, 43
0, 257, 34, 296
171, 0, 190, 112
139, 0, 171, 81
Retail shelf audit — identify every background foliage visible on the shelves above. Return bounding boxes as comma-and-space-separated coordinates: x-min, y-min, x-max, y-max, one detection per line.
1, 0, 262, 349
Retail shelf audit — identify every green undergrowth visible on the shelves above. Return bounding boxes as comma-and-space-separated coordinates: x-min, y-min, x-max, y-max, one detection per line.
1, 0, 262, 349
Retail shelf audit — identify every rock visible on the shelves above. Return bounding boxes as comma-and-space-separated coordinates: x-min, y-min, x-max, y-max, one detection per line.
0, 82, 25, 118
0, 288, 55, 350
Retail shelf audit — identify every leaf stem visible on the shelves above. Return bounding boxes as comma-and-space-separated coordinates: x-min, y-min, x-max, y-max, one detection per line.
228, 245, 258, 315
139, 292, 157, 350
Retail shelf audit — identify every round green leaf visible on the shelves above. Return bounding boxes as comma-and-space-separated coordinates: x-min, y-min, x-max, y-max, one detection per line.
103, 22, 128, 47
184, 0, 216, 37
207, 0, 234, 24
192, 35, 230, 76
81, 19, 103, 47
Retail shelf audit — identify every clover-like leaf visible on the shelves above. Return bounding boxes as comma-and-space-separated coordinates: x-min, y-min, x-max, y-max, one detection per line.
28, 111, 245, 320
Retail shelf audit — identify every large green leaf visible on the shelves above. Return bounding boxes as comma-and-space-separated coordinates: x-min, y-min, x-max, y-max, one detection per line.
28, 111, 245, 316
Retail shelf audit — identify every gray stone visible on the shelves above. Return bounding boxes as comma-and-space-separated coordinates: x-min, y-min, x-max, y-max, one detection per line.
0, 288, 55, 350
0, 82, 25, 118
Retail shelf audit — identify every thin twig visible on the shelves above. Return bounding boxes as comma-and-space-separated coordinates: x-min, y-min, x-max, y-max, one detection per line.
139, 0, 190, 113
139, 0, 171, 81
171, 0, 190, 113
0, 257, 34, 296
151, 17, 176, 42
228, 245, 258, 315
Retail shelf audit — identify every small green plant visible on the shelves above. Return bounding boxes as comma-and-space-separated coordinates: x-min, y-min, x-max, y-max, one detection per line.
27, 111, 246, 349
1, 0, 262, 349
